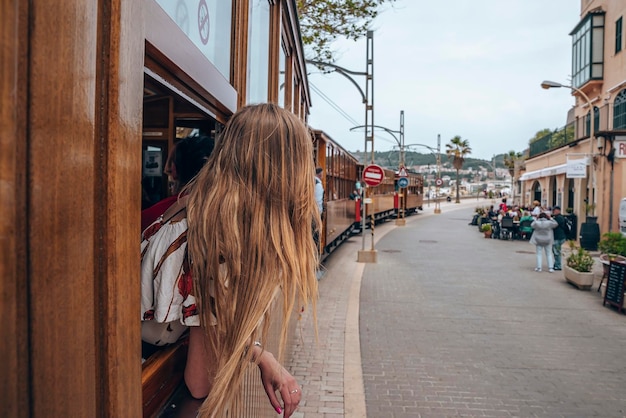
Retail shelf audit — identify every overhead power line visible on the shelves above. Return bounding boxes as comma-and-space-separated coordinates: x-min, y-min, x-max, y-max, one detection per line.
309, 82, 360, 127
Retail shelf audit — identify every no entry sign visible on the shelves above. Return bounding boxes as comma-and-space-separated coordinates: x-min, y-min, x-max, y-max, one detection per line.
362, 164, 385, 187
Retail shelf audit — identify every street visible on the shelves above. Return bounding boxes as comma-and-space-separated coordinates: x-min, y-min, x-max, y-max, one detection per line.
360, 203, 626, 417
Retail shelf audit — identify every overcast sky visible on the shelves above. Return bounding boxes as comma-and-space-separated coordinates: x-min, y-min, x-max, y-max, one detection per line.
306, 0, 581, 160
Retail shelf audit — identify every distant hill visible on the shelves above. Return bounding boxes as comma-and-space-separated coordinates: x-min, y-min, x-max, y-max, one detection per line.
351, 150, 507, 171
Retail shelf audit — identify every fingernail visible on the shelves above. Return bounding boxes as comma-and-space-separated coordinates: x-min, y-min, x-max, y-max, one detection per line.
275, 406, 282, 414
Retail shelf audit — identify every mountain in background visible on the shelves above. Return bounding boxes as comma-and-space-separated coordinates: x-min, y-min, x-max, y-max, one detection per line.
351, 150, 509, 172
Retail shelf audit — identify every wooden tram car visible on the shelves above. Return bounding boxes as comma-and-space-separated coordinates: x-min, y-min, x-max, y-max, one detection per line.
312, 129, 361, 255
312, 131, 424, 258
353, 167, 424, 229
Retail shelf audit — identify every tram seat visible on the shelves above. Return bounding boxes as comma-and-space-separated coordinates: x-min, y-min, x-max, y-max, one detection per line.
142, 337, 189, 418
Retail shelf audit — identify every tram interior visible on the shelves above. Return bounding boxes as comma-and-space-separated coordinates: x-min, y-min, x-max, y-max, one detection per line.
142, 75, 217, 211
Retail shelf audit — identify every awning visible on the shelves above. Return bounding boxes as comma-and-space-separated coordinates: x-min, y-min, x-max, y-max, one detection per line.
518, 163, 568, 182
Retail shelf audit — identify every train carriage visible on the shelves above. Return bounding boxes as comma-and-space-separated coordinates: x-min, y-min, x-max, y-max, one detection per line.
355, 167, 424, 228
312, 130, 360, 256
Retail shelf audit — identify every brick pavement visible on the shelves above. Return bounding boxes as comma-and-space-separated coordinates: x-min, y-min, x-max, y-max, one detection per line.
287, 199, 626, 417
360, 204, 626, 417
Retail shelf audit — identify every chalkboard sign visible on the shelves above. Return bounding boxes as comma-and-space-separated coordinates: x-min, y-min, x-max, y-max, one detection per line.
603, 261, 626, 313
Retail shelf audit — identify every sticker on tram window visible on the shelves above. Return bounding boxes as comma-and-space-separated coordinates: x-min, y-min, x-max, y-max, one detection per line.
154, 0, 232, 79
143, 150, 163, 177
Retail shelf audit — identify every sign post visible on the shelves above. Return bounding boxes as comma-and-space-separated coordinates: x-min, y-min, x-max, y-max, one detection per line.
359, 164, 384, 263
434, 177, 443, 214
396, 166, 408, 226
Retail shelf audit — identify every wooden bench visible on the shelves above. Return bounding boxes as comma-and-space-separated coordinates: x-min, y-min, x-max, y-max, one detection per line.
142, 338, 189, 418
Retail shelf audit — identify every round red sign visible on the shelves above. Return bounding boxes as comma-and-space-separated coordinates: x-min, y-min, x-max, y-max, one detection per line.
362, 164, 385, 187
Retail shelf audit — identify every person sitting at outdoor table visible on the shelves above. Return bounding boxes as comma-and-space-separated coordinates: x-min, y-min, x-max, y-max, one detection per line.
499, 198, 508, 213
487, 205, 498, 219
519, 211, 534, 239
531, 200, 542, 217
509, 206, 520, 220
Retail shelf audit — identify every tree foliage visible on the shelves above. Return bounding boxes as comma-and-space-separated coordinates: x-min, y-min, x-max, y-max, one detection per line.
528, 128, 552, 144
296, 0, 396, 62
503, 150, 524, 171
445, 136, 471, 203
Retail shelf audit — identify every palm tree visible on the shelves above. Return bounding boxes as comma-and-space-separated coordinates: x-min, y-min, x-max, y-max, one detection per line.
503, 150, 523, 176
502, 150, 523, 202
445, 136, 472, 203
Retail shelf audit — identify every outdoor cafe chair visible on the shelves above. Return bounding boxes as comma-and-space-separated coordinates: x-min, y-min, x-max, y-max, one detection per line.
500, 217, 515, 240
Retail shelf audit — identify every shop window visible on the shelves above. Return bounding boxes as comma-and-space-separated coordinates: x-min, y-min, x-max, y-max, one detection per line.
571, 11, 604, 88
616, 17, 623, 54
584, 106, 600, 136
614, 89, 626, 130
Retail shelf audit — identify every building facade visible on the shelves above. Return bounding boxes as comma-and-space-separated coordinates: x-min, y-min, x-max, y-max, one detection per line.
520, 0, 626, 238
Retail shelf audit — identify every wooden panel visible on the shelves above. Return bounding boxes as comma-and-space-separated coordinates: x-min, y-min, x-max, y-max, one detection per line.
0, 1, 30, 416
29, 1, 99, 414
26, 0, 144, 416
232, 0, 250, 108
97, 0, 145, 416
142, 341, 189, 418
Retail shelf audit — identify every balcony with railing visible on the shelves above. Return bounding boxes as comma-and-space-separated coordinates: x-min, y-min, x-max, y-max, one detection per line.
528, 103, 610, 158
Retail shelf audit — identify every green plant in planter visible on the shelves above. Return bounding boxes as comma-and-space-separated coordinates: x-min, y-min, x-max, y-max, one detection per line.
566, 241, 594, 272
565, 207, 574, 214
598, 232, 626, 256
585, 202, 596, 217
480, 223, 492, 232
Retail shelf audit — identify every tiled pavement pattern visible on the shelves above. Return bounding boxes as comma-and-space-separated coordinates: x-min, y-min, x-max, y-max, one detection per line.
361, 205, 626, 417
288, 230, 366, 418
287, 200, 625, 417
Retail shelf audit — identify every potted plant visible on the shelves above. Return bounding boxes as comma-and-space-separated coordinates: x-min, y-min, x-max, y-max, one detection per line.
597, 233, 626, 288
564, 240, 595, 290
580, 202, 600, 250
481, 222, 492, 238
584, 202, 597, 223
598, 232, 626, 257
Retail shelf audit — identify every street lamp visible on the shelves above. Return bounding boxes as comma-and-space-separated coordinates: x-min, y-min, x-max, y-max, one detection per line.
350, 123, 402, 162
541, 80, 596, 215
404, 135, 442, 213
307, 31, 376, 263
351, 111, 407, 225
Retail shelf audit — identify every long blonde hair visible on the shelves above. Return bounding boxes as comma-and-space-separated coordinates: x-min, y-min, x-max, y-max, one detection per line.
186, 103, 320, 416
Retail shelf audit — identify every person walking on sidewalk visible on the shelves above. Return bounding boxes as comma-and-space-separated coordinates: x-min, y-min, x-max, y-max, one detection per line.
551, 206, 567, 271
530, 212, 558, 272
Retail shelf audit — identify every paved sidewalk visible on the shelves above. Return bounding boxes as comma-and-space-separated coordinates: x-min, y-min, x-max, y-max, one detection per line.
361, 205, 625, 417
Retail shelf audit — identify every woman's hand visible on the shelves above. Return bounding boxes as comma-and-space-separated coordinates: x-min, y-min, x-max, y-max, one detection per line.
255, 349, 301, 417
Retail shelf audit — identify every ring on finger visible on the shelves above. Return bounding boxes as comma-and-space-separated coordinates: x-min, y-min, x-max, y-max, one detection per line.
290, 389, 299, 394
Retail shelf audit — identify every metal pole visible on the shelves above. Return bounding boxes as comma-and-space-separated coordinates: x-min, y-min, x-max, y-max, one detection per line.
361, 31, 375, 253
400, 110, 405, 220
434, 134, 441, 213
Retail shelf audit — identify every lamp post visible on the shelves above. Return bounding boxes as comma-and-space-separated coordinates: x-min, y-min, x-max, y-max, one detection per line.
541, 80, 596, 216
307, 31, 376, 263
405, 135, 442, 213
